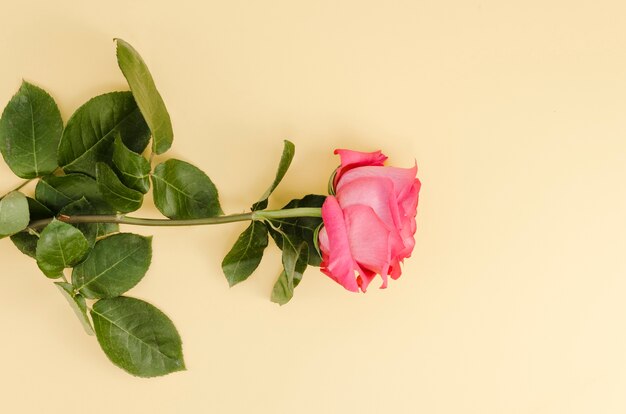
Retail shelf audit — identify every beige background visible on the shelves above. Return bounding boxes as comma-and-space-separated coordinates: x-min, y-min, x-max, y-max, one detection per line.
1, 1, 626, 413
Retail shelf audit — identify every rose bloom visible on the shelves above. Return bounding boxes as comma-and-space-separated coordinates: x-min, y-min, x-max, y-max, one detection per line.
318, 149, 421, 292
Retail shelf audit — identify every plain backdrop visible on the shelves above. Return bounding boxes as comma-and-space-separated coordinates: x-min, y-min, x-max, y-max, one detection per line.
1, 1, 626, 413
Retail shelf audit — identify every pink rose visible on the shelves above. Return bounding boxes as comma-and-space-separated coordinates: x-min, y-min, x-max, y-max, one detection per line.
318, 149, 421, 292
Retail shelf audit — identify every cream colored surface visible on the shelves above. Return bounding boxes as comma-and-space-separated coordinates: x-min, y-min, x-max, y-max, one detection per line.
1, 1, 626, 413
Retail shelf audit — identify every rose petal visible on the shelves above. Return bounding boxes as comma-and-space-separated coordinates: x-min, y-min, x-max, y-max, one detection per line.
397, 177, 421, 218
389, 259, 402, 280
343, 205, 391, 276
319, 196, 360, 292
337, 164, 418, 201
318, 224, 330, 253
333, 149, 388, 188
397, 178, 421, 258
336, 176, 400, 231
356, 267, 377, 292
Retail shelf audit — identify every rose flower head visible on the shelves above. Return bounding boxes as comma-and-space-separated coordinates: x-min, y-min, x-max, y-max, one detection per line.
318, 149, 421, 292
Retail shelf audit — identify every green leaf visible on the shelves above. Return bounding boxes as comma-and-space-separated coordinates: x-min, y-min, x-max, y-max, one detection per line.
26, 196, 53, 218
221, 221, 269, 287
35, 173, 112, 213
10, 197, 53, 257
36, 219, 90, 279
112, 135, 151, 193
151, 159, 222, 219
0, 81, 63, 178
72, 233, 152, 299
10, 232, 39, 258
96, 222, 120, 240
252, 140, 295, 211
271, 240, 308, 305
55, 282, 94, 335
271, 271, 290, 304
267, 194, 326, 266
91, 296, 185, 377
96, 162, 143, 213
0, 191, 29, 238
115, 38, 174, 155
57, 91, 150, 177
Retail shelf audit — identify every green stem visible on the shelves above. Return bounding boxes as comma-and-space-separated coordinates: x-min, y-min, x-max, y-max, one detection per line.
27, 207, 322, 230
253, 208, 322, 220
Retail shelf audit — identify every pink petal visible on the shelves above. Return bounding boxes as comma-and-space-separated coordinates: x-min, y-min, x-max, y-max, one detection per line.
397, 177, 421, 218
343, 205, 391, 276
319, 196, 360, 292
318, 225, 330, 253
337, 164, 418, 201
333, 149, 388, 188
389, 259, 402, 280
396, 178, 421, 258
356, 267, 377, 292
336, 176, 400, 231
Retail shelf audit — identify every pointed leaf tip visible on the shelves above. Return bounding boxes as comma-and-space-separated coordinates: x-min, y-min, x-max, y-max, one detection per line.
91, 296, 185, 377
252, 140, 295, 211
151, 159, 222, 219
222, 221, 269, 287
115, 38, 174, 155
0, 81, 63, 178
